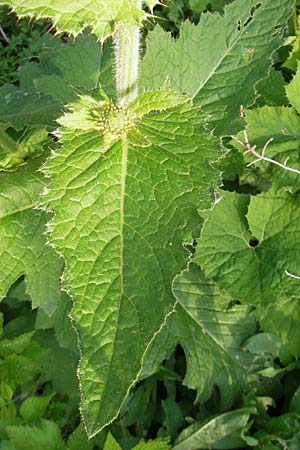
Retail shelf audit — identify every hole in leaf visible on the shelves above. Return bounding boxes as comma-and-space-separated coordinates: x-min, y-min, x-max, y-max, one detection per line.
248, 236, 259, 248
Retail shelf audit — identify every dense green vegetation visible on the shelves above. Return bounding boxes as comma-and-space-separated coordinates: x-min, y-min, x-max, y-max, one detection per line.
1, 1, 300, 448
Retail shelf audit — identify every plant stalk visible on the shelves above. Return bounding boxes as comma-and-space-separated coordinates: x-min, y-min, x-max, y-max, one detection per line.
113, 0, 142, 105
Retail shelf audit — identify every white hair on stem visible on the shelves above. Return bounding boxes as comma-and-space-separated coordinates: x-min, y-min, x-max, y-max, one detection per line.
113, 0, 142, 105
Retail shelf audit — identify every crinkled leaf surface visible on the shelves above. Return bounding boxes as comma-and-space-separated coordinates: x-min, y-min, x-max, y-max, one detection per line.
41, 90, 221, 436
195, 190, 300, 312
140, 0, 293, 134
141, 264, 261, 410
172, 407, 255, 450
0, 160, 63, 315
1, 0, 156, 41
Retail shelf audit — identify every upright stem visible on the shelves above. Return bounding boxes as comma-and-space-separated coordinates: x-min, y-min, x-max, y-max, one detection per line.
113, 0, 142, 105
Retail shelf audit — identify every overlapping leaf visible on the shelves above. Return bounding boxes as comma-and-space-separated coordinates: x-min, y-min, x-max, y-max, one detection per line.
0, 159, 63, 315
172, 407, 255, 450
0, 34, 114, 133
41, 90, 221, 436
195, 190, 300, 312
140, 0, 293, 134
233, 63, 300, 190
0, 0, 157, 41
261, 298, 300, 359
141, 264, 263, 410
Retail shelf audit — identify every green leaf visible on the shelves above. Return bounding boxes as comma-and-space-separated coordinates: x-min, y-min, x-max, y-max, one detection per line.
172, 407, 255, 450
67, 424, 93, 450
0, 90, 60, 131
6, 420, 65, 450
41, 90, 221, 436
103, 433, 121, 450
141, 264, 261, 410
0, 331, 34, 357
290, 386, 300, 413
0, 354, 40, 387
140, 0, 293, 134
51, 34, 111, 92
0, 313, 3, 337
18, 62, 44, 92
256, 69, 288, 107
1, 0, 151, 42
35, 331, 79, 397
162, 398, 183, 440
35, 294, 77, 351
233, 105, 300, 190
0, 160, 63, 315
35, 75, 77, 105
243, 332, 292, 365
133, 438, 171, 450
195, 190, 300, 312
188, 0, 209, 13
120, 377, 157, 435
20, 394, 55, 423
286, 60, 300, 114
232, 49, 300, 192
284, 15, 300, 71
254, 413, 300, 449
261, 298, 300, 359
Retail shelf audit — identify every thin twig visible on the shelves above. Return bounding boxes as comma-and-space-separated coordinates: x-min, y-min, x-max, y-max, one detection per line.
0, 26, 9, 43
285, 270, 300, 280
231, 105, 300, 175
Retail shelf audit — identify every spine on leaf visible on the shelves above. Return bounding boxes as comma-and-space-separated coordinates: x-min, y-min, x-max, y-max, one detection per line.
113, 0, 142, 105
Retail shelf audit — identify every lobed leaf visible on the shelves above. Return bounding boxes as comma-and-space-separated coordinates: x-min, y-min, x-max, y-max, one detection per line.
195, 190, 300, 312
141, 264, 262, 410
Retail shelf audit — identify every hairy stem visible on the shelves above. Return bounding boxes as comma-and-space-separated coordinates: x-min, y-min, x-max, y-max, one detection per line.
113, 0, 142, 105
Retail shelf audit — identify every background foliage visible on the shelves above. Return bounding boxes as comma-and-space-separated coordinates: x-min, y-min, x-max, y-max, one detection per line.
0, 0, 300, 449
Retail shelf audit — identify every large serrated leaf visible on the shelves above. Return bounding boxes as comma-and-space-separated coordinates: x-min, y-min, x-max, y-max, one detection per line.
140, 0, 293, 135
0, 160, 63, 315
41, 90, 221, 436
141, 264, 262, 410
195, 190, 300, 312
0, 0, 157, 41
